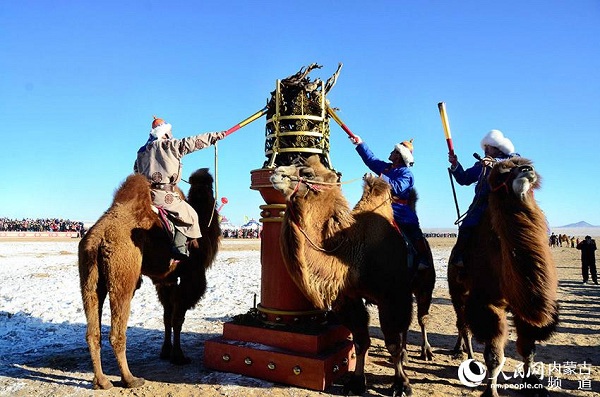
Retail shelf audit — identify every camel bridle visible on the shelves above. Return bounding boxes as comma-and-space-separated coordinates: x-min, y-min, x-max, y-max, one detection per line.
489, 165, 534, 195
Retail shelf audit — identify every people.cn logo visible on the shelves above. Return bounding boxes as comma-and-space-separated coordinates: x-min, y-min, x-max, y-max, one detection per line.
458, 359, 487, 387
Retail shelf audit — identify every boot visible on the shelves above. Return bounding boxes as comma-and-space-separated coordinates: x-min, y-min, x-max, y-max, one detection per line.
415, 237, 432, 271
450, 230, 471, 281
171, 229, 189, 260
450, 229, 471, 268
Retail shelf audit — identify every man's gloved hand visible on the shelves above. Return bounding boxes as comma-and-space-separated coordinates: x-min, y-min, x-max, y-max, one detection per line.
481, 155, 495, 168
349, 134, 362, 145
217, 131, 227, 140
448, 153, 458, 167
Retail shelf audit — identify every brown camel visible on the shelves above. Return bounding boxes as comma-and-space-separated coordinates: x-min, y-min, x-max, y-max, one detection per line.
558, 233, 569, 247
78, 168, 220, 390
448, 157, 559, 397
270, 155, 414, 397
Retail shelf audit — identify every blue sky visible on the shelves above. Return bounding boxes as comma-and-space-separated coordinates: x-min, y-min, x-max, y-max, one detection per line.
1, 1, 599, 228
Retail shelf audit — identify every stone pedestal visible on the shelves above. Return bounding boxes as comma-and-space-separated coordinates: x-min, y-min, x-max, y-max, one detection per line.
203, 168, 354, 391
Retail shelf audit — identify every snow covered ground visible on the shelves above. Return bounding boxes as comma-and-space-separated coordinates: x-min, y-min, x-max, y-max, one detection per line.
0, 240, 451, 396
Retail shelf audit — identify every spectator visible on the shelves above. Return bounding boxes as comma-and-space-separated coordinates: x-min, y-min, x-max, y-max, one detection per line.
576, 236, 598, 285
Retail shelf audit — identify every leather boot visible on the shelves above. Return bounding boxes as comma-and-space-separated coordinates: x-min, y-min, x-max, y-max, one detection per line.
171, 229, 189, 259
415, 237, 432, 270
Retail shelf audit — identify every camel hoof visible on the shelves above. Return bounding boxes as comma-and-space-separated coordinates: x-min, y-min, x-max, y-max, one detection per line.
159, 340, 173, 360
392, 380, 412, 397
170, 355, 192, 365
400, 349, 409, 366
123, 376, 145, 388
419, 349, 434, 361
92, 376, 113, 390
342, 373, 366, 396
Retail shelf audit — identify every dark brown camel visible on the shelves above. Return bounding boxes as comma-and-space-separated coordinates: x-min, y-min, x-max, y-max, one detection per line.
270, 155, 414, 397
404, 240, 435, 364
78, 168, 220, 390
403, 190, 436, 363
448, 157, 559, 397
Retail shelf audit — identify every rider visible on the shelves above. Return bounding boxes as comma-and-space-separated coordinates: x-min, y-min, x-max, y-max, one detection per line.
134, 116, 226, 259
448, 129, 518, 272
349, 134, 432, 271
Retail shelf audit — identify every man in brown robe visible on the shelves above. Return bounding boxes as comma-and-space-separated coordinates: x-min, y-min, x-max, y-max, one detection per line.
134, 116, 225, 258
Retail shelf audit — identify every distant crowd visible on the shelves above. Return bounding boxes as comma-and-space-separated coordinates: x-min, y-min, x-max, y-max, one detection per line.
0, 217, 85, 234
222, 229, 260, 239
424, 232, 457, 238
220, 229, 457, 239
549, 232, 580, 248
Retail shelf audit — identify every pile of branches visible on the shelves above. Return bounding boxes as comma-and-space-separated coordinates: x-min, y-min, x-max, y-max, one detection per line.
263, 63, 342, 168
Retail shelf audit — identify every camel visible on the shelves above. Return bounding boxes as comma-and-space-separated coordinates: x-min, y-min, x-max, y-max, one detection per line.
448, 157, 559, 397
78, 168, 220, 390
357, 186, 436, 364
270, 155, 414, 397
558, 233, 569, 247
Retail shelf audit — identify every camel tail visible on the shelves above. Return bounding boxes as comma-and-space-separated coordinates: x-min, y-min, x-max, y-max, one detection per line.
78, 232, 104, 336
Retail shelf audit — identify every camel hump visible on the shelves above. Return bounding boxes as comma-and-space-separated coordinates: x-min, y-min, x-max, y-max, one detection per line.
188, 168, 214, 186
112, 174, 152, 208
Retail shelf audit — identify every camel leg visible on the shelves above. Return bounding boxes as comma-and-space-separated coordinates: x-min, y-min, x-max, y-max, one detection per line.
400, 330, 409, 366
515, 320, 550, 397
415, 292, 434, 361
169, 303, 191, 365
159, 293, 174, 361
452, 324, 474, 360
471, 306, 507, 397
81, 259, 113, 390
85, 284, 113, 389
481, 341, 504, 397
450, 297, 473, 359
337, 299, 370, 396
107, 265, 145, 388
451, 331, 473, 360
379, 302, 412, 397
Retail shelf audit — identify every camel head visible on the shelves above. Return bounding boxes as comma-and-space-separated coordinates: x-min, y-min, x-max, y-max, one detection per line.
488, 156, 540, 201
270, 155, 340, 199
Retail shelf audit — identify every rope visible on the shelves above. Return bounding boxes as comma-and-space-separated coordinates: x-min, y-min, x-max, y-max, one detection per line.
286, 177, 347, 253
298, 224, 347, 253
285, 175, 361, 187
207, 143, 218, 228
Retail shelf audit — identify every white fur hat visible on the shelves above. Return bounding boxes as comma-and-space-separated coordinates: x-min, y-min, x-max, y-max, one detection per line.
150, 116, 172, 139
480, 129, 514, 155
394, 139, 414, 167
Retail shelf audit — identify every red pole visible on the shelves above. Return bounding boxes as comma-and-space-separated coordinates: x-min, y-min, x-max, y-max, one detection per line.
326, 107, 359, 140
